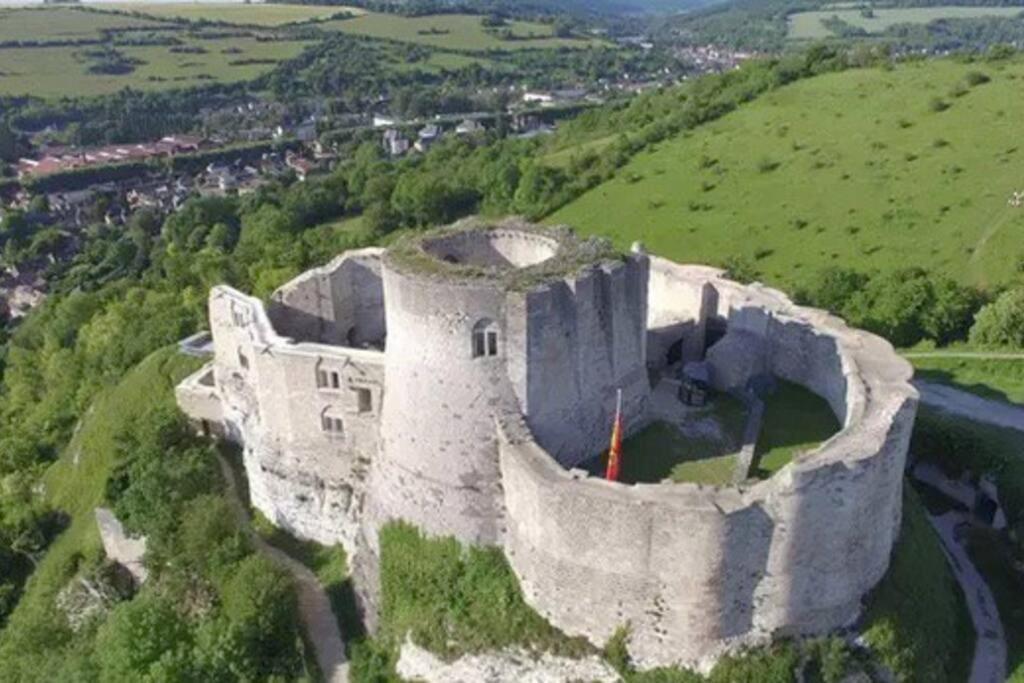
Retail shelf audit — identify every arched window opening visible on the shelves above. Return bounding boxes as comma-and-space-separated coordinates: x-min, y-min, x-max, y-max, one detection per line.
472, 318, 499, 358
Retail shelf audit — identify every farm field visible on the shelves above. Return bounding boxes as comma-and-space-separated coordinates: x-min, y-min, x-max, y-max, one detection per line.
105, 2, 360, 26
0, 6, 167, 42
550, 59, 1024, 294
317, 12, 599, 51
0, 36, 311, 97
390, 50, 492, 74
788, 6, 1024, 40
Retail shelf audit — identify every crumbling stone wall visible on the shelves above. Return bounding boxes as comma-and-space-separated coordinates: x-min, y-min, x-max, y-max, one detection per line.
205, 285, 384, 550
369, 238, 651, 545
498, 258, 916, 672
175, 228, 916, 673
267, 248, 386, 348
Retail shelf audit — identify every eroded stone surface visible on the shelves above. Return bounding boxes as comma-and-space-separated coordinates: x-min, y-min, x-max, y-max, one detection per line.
396, 640, 620, 683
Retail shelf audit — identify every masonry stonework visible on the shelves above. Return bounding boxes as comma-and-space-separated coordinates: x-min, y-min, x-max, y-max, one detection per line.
175, 217, 917, 672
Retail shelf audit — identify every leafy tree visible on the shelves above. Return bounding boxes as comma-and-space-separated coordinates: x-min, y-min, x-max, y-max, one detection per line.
0, 119, 17, 163
970, 287, 1024, 348
94, 594, 193, 681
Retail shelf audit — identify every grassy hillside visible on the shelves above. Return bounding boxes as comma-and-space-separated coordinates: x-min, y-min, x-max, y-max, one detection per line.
0, 347, 201, 678
788, 6, 1024, 40
0, 7, 166, 42
107, 2, 360, 26
550, 58, 1024, 294
318, 12, 600, 51
0, 37, 312, 98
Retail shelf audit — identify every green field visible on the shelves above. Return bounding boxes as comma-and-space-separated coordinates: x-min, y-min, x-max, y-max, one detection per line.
551, 59, 1024, 293
0, 36, 311, 97
910, 353, 1024, 405
107, 2, 361, 26
0, 6, 166, 42
788, 6, 1024, 40
318, 12, 597, 51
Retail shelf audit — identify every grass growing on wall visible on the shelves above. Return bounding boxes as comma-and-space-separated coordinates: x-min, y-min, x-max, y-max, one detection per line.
377, 521, 592, 660
861, 487, 974, 682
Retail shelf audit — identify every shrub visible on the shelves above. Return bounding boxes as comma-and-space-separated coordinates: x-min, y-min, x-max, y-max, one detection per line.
929, 97, 950, 113
965, 71, 991, 86
377, 522, 590, 659
969, 287, 1024, 348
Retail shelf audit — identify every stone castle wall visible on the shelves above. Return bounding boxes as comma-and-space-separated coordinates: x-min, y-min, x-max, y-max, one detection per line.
498, 258, 916, 671
175, 227, 917, 672
369, 245, 651, 545
509, 257, 650, 468
267, 249, 386, 347
206, 283, 385, 549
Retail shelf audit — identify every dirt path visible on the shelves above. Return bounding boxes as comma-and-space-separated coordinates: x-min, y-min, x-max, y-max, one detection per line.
217, 455, 349, 683
927, 512, 1007, 683
914, 380, 1024, 432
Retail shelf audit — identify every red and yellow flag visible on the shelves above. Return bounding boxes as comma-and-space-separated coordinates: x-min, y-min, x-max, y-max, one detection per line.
605, 389, 623, 482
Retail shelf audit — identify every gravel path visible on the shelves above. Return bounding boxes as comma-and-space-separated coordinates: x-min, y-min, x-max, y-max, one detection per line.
914, 380, 1024, 433
927, 512, 1006, 683
217, 455, 349, 683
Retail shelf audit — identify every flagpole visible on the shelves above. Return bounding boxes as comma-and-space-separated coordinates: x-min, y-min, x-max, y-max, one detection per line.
606, 387, 624, 482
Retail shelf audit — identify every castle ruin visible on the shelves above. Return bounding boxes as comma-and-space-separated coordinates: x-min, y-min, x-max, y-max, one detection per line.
176, 217, 917, 671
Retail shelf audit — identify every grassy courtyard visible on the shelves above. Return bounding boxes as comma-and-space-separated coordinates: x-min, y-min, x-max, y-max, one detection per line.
755, 380, 840, 477
588, 379, 838, 486
550, 59, 1024, 294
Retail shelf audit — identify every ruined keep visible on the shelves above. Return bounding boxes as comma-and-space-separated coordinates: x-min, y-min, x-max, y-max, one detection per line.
176, 217, 918, 671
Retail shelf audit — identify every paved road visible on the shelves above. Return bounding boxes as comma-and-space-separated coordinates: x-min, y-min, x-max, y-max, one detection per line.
927, 512, 1007, 683
914, 380, 1024, 433
217, 455, 349, 683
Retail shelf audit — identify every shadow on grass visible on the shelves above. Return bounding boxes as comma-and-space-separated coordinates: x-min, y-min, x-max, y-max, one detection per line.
753, 380, 839, 478
914, 367, 1021, 406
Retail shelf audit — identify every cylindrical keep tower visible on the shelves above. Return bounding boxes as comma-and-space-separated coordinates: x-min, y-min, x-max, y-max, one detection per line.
368, 219, 650, 546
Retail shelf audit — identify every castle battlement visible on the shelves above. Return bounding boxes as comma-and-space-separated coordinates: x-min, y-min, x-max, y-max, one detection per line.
175, 217, 917, 672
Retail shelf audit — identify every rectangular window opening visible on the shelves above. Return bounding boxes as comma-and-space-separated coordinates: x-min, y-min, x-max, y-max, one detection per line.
487, 331, 498, 356
356, 388, 372, 413
331, 372, 341, 389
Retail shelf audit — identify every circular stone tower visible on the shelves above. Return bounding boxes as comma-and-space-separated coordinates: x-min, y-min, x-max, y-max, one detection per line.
367, 218, 651, 546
